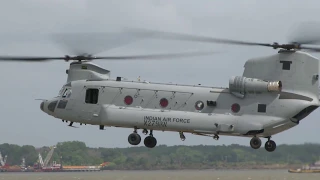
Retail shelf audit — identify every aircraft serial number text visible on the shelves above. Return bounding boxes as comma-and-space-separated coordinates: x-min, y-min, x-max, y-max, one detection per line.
143, 116, 190, 127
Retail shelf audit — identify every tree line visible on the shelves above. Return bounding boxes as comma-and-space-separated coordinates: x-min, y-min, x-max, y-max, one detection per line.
1, 141, 319, 170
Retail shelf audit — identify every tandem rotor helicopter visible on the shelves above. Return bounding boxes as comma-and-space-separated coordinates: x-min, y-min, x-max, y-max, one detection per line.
1, 24, 320, 152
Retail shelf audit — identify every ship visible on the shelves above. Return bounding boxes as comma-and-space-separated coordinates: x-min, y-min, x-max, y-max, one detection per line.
0, 146, 109, 173
288, 160, 320, 173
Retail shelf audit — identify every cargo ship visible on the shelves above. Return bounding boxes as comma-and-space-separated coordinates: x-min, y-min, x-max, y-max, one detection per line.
0, 156, 27, 172
0, 165, 23, 172
61, 165, 101, 172
0, 146, 109, 173
288, 160, 320, 173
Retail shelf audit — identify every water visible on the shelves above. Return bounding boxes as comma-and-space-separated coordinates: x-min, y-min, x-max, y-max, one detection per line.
0, 170, 319, 180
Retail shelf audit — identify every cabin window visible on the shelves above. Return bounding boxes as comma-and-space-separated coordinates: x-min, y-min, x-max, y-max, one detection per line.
85, 88, 99, 104
160, 98, 169, 108
195, 101, 204, 110
257, 104, 266, 113
231, 103, 240, 113
124, 95, 133, 105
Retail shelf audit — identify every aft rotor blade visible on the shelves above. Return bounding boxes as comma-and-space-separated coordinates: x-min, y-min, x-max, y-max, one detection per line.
299, 45, 320, 52
127, 28, 273, 48
287, 22, 320, 45
0, 51, 219, 62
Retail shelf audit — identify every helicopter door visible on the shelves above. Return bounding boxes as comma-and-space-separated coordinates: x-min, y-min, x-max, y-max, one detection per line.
81, 87, 102, 123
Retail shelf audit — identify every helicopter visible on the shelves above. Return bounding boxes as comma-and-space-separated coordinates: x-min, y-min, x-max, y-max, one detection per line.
1, 25, 320, 152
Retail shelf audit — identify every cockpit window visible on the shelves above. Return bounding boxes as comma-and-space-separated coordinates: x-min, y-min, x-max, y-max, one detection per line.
58, 82, 72, 97
62, 89, 72, 98
58, 87, 65, 96
67, 90, 72, 98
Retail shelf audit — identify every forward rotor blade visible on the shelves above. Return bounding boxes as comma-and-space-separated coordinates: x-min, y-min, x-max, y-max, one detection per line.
0, 56, 65, 61
127, 28, 273, 48
92, 51, 220, 60
51, 32, 144, 56
0, 51, 219, 62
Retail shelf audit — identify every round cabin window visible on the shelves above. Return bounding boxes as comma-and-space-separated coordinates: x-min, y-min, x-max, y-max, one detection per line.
231, 103, 240, 113
124, 95, 133, 105
195, 101, 204, 110
160, 98, 169, 108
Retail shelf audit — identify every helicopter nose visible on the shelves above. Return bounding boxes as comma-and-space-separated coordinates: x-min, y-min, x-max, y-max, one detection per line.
40, 100, 58, 114
40, 101, 45, 112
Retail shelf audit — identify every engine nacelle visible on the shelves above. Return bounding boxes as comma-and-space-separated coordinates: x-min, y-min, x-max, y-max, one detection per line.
229, 76, 282, 98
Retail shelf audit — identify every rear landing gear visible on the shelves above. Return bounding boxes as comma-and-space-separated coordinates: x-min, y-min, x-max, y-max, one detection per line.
265, 137, 276, 152
249, 136, 277, 152
144, 130, 157, 148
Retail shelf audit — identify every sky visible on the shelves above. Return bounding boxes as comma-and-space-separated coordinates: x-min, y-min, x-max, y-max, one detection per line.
0, 0, 320, 148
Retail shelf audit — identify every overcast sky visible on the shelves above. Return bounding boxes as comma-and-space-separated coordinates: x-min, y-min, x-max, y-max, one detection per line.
0, 0, 320, 148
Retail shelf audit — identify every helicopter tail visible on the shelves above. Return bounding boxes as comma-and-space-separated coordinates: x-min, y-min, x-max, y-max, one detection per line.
243, 50, 319, 103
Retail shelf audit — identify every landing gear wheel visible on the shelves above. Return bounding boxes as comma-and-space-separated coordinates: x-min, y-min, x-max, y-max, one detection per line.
142, 129, 148, 135
128, 133, 141, 145
250, 137, 261, 149
144, 136, 157, 148
179, 132, 186, 141
213, 134, 219, 140
265, 140, 276, 152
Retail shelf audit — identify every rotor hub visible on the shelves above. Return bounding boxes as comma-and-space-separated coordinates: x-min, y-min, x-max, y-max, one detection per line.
64, 55, 94, 62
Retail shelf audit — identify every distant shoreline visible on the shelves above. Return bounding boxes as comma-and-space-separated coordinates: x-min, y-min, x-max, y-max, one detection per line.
1, 141, 317, 171
0, 169, 292, 174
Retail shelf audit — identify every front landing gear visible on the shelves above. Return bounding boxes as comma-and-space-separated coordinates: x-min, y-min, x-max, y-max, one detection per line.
144, 130, 157, 148
179, 132, 186, 141
265, 137, 276, 152
127, 128, 158, 148
213, 134, 219, 140
128, 127, 141, 146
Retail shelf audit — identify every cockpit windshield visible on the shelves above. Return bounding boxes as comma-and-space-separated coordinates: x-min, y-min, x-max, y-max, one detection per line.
61, 88, 72, 98
58, 87, 65, 96
58, 82, 72, 98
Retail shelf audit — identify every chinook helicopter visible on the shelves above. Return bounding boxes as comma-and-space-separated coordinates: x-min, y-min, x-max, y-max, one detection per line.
1, 24, 320, 152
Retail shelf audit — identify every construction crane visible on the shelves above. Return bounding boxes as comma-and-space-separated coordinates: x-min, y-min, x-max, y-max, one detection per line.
43, 146, 56, 168
21, 157, 26, 171
38, 152, 44, 167
35, 146, 56, 169
0, 152, 7, 166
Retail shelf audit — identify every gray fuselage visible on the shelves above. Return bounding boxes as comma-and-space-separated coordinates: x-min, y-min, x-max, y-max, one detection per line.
40, 76, 318, 138
40, 50, 320, 139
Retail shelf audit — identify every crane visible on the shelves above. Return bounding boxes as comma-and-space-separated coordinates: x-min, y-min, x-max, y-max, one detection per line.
35, 146, 56, 169
43, 146, 56, 167
0, 152, 7, 166
38, 152, 44, 167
